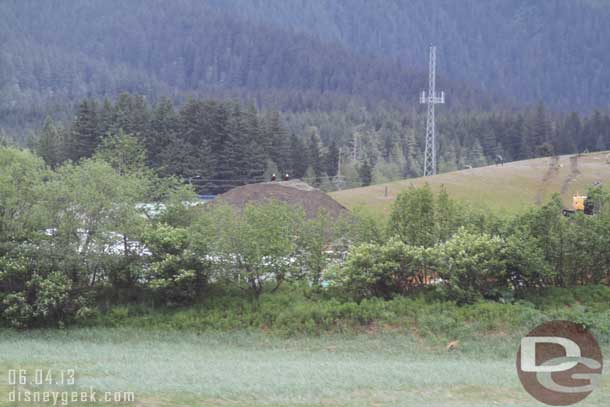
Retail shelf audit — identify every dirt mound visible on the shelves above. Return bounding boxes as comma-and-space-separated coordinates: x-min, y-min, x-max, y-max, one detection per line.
216, 180, 348, 219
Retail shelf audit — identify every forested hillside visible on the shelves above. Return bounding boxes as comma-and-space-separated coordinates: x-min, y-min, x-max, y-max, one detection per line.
0, 0, 493, 136
32, 93, 610, 194
3, 0, 610, 190
210, 0, 610, 110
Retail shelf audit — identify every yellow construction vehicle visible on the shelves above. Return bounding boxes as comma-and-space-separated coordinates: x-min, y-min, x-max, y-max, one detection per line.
562, 194, 594, 216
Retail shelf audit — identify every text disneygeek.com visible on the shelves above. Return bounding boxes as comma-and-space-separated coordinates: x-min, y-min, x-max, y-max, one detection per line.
7, 369, 135, 405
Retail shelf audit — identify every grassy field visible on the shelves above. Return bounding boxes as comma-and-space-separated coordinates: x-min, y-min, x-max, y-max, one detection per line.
3, 286, 609, 406
0, 327, 607, 407
331, 151, 610, 216
1, 290, 609, 407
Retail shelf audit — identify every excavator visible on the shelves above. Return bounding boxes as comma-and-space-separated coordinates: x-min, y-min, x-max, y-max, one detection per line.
562, 193, 595, 216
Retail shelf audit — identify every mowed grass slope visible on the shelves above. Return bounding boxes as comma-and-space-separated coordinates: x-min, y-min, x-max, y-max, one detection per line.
331, 152, 610, 215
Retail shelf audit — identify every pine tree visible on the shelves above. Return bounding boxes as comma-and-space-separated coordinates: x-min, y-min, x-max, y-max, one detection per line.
403, 129, 420, 177
290, 134, 309, 178
130, 95, 150, 137
215, 104, 246, 187
149, 97, 178, 167
325, 140, 340, 177
114, 93, 135, 134
69, 99, 99, 160
266, 111, 291, 172
479, 115, 499, 159
507, 114, 526, 160
559, 112, 580, 154
242, 104, 267, 181
438, 140, 458, 173
98, 98, 115, 137
307, 131, 323, 181
466, 139, 487, 168
527, 103, 550, 156
36, 117, 65, 168
358, 159, 373, 186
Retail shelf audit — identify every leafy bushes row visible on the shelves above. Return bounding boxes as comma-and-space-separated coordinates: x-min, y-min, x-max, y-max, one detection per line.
333, 185, 610, 304
2, 143, 610, 330
334, 229, 547, 304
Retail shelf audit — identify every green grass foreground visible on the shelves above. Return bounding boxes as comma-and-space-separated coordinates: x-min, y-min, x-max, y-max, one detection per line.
1, 286, 608, 406
0, 329, 608, 407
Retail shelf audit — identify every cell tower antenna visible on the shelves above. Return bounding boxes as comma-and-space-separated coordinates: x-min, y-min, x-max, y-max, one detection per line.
420, 46, 445, 177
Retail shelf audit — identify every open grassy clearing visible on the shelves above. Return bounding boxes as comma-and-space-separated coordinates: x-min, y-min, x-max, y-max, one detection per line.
331, 151, 610, 216
0, 328, 608, 407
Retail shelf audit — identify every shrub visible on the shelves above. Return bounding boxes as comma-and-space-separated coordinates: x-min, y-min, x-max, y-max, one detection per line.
336, 238, 438, 299
0, 249, 89, 328
436, 228, 508, 304
191, 202, 305, 300
143, 223, 209, 305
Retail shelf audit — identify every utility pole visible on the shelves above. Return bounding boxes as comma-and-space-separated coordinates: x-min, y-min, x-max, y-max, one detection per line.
420, 46, 445, 177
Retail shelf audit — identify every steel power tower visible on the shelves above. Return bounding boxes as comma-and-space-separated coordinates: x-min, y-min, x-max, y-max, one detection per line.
420, 46, 445, 177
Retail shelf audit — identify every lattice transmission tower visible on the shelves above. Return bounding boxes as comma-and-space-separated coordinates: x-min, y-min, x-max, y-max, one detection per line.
420, 46, 445, 177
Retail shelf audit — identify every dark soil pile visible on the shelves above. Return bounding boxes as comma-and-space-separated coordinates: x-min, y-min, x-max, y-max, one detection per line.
216, 180, 348, 219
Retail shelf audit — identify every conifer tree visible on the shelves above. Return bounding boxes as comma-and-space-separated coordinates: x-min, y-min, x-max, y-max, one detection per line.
69, 99, 99, 160
266, 111, 291, 172
358, 159, 373, 186
242, 103, 267, 180
403, 129, 420, 177
36, 117, 65, 168
325, 140, 340, 177
290, 134, 308, 178
528, 103, 550, 156
148, 97, 178, 167
307, 131, 323, 180
98, 98, 115, 137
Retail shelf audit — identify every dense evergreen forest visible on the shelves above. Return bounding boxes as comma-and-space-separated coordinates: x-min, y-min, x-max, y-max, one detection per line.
210, 0, 610, 110
2, 0, 610, 190
0, 0, 493, 136
32, 93, 610, 193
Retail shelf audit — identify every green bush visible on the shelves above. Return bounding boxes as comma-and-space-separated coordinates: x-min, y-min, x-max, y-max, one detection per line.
143, 223, 209, 305
336, 238, 438, 299
0, 249, 89, 328
435, 228, 508, 303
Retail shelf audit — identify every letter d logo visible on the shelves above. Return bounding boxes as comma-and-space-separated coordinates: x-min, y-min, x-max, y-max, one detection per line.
521, 336, 581, 373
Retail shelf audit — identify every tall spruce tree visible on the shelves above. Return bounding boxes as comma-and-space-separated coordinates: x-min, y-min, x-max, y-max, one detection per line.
242, 104, 267, 180
36, 117, 65, 168
148, 97, 178, 167
307, 131, 324, 180
559, 112, 580, 154
266, 111, 291, 172
70, 99, 99, 160
290, 134, 309, 178
325, 140, 340, 177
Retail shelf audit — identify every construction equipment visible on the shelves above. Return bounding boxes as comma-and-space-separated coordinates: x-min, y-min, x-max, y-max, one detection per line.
562, 194, 594, 216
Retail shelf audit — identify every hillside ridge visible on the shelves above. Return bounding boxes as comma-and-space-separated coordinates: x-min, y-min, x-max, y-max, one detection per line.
331, 151, 610, 214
